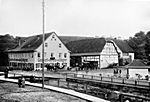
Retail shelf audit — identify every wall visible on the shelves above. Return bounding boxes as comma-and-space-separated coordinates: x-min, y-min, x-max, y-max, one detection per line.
35, 33, 70, 70
129, 68, 148, 79
81, 55, 100, 68
100, 42, 118, 68
8, 52, 35, 69
129, 53, 134, 61
9, 52, 34, 63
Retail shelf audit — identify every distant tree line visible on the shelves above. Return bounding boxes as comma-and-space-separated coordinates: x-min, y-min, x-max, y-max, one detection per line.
0, 34, 20, 66
0, 34, 19, 51
126, 31, 150, 63
0, 32, 150, 63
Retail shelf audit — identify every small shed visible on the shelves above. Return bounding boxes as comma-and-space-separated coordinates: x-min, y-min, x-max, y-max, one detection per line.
125, 59, 150, 79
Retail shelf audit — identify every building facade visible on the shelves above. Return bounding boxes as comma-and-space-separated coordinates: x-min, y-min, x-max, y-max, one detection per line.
66, 38, 134, 69
66, 38, 119, 68
100, 41, 118, 68
111, 39, 134, 65
125, 59, 150, 79
8, 32, 70, 70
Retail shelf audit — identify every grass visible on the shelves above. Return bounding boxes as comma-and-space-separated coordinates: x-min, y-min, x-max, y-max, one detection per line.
0, 81, 86, 102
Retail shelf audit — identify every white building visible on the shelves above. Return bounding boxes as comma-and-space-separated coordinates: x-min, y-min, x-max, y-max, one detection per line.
8, 32, 70, 70
65, 38, 134, 68
66, 38, 118, 68
123, 59, 150, 79
111, 39, 134, 65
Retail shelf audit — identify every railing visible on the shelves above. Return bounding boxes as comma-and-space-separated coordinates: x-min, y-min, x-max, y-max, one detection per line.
8, 72, 150, 87
5, 72, 150, 102
43, 77, 150, 102
65, 73, 150, 87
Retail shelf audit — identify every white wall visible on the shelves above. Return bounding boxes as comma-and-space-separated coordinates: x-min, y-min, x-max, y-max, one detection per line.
35, 33, 70, 69
129, 53, 134, 61
111, 40, 135, 61
100, 42, 118, 68
8, 52, 35, 63
129, 69, 148, 79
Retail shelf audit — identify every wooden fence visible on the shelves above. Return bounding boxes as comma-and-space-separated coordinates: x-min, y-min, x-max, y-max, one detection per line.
6, 72, 150, 102
65, 73, 150, 87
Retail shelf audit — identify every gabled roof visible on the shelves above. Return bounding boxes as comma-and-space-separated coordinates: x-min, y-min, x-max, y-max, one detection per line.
66, 38, 106, 53
8, 32, 54, 52
61, 37, 134, 53
125, 59, 150, 69
128, 59, 147, 66
112, 39, 134, 53
59, 36, 93, 44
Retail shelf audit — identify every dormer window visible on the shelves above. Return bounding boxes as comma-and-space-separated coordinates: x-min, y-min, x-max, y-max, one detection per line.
52, 35, 55, 38
51, 35, 56, 41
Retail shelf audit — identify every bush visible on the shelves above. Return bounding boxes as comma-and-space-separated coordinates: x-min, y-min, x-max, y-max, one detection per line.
107, 63, 118, 68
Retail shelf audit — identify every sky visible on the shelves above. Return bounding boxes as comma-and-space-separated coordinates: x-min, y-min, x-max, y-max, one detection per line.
0, 0, 150, 39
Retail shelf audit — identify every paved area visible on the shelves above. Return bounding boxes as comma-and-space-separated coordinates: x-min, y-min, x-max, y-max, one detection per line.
9, 68, 127, 78
0, 76, 109, 102
9, 71, 64, 78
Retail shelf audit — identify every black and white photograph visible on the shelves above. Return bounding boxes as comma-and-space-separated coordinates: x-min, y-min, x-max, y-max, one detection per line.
0, 0, 150, 102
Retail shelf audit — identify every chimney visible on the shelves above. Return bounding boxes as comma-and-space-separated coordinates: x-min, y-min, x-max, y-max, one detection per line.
18, 37, 26, 46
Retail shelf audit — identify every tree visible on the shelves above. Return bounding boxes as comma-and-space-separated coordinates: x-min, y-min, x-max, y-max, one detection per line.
145, 31, 150, 61
127, 31, 146, 59
0, 34, 18, 51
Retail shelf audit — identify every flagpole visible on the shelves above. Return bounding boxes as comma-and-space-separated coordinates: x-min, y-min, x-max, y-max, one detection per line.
42, 0, 45, 89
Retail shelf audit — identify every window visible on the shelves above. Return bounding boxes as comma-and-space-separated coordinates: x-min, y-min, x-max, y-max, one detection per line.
52, 35, 55, 38
123, 53, 128, 56
51, 53, 54, 57
38, 52, 40, 57
32, 53, 34, 58
45, 43, 48, 47
51, 35, 56, 40
148, 68, 150, 73
64, 53, 67, 58
59, 53, 62, 59
59, 43, 61, 48
36, 63, 41, 68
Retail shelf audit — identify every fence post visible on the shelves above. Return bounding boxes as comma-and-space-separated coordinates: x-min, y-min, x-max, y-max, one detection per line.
14, 74, 15, 77
111, 77, 113, 82
135, 80, 137, 86
119, 94, 124, 102
76, 83, 78, 90
67, 81, 69, 88
66, 73, 67, 78
84, 84, 87, 93
101, 76, 102, 81
91, 75, 93, 79
74, 74, 76, 78
82, 74, 84, 78
58, 79, 60, 87
122, 78, 125, 84
48, 80, 50, 85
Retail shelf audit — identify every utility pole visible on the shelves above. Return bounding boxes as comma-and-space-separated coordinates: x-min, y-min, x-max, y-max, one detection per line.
42, 0, 45, 89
